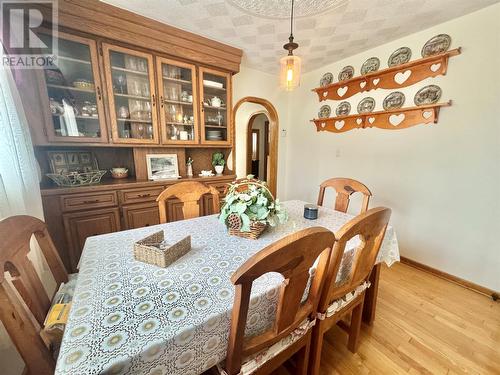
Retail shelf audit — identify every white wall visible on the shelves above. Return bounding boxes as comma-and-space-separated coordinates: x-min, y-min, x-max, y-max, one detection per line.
232, 64, 290, 198
284, 4, 500, 290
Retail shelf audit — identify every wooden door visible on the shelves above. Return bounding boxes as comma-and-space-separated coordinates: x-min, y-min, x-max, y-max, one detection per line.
122, 203, 160, 229
37, 31, 108, 143
199, 67, 232, 145
156, 57, 199, 145
102, 43, 159, 144
63, 208, 120, 272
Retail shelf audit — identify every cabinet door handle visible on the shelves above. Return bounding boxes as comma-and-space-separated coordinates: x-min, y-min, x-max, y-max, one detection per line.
160, 96, 164, 108
152, 94, 156, 107
138, 193, 151, 198
83, 199, 100, 204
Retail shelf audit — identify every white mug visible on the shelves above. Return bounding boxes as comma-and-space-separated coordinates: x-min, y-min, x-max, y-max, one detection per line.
179, 131, 188, 140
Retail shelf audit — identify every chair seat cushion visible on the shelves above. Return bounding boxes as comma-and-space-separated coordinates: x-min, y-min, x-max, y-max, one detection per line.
217, 319, 315, 375
318, 281, 371, 320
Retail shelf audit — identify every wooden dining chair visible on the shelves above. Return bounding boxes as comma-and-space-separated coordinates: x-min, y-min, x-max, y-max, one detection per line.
308, 207, 391, 375
156, 181, 221, 223
216, 227, 335, 375
0, 215, 72, 375
317, 177, 372, 214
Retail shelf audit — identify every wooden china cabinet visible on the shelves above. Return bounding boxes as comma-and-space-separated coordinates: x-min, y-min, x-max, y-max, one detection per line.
102, 44, 160, 144
199, 67, 232, 146
21, 0, 243, 272
37, 31, 108, 143
156, 57, 200, 145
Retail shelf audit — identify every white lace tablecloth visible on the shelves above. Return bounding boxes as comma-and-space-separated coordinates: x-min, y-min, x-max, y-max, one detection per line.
55, 200, 399, 375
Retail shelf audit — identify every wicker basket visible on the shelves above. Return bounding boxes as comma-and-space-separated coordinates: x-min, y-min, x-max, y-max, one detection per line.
229, 221, 267, 240
134, 231, 191, 267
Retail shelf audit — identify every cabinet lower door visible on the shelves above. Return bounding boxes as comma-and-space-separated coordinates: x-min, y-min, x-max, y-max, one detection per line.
63, 208, 120, 272
123, 203, 160, 229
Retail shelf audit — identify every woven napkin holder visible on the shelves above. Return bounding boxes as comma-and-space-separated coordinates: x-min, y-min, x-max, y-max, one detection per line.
134, 230, 191, 268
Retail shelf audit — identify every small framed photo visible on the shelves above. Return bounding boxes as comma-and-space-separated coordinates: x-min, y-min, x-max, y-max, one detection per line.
51, 152, 66, 166
146, 154, 180, 181
67, 153, 80, 165
79, 152, 92, 164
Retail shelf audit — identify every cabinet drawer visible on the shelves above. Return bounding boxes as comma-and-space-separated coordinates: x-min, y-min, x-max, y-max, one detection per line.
120, 186, 164, 204
60, 191, 118, 212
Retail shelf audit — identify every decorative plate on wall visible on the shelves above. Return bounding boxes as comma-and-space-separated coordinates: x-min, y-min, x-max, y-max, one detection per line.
361, 57, 380, 75
414, 85, 442, 106
383, 92, 405, 110
388, 47, 412, 67
357, 97, 376, 113
320, 72, 334, 87
318, 105, 331, 118
336, 101, 351, 116
338, 66, 354, 81
421, 34, 451, 57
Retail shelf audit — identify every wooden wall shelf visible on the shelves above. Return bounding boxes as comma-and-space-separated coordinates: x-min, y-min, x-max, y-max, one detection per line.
311, 102, 451, 133
313, 49, 461, 101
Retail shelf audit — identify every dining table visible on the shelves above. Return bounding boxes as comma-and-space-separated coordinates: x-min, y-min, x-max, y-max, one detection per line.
54, 200, 400, 375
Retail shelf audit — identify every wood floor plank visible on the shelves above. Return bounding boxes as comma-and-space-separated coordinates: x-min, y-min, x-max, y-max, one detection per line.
318, 263, 500, 375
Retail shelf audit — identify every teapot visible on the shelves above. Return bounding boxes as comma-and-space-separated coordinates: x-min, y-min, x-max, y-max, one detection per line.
210, 96, 223, 108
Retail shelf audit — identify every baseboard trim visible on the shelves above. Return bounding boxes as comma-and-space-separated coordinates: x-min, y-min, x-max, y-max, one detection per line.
400, 256, 499, 301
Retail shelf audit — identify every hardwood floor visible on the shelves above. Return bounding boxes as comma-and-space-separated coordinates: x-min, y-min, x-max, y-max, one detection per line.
276, 262, 500, 375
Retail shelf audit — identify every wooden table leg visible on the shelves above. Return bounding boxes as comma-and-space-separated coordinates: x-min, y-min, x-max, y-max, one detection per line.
362, 263, 381, 325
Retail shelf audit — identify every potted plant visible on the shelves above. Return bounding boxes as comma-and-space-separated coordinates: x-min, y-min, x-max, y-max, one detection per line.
212, 152, 225, 175
219, 176, 288, 239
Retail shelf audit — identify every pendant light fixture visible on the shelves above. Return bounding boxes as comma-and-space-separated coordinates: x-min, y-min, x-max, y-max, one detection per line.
280, 0, 301, 91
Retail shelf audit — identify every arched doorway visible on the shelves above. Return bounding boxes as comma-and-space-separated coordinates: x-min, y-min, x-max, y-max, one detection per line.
232, 97, 279, 196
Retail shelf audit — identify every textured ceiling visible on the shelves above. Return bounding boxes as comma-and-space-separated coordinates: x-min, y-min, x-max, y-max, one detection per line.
102, 0, 499, 73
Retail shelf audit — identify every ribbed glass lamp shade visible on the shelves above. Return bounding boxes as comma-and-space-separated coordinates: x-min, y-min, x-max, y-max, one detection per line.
280, 54, 301, 91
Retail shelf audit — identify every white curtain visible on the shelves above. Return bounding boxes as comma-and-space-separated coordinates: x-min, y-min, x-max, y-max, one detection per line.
0, 47, 54, 355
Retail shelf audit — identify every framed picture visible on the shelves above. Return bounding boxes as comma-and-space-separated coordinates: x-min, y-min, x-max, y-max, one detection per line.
146, 154, 180, 181
67, 152, 80, 165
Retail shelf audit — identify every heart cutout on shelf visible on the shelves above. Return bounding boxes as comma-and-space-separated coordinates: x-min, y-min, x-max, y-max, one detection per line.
322, 91, 328, 98
430, 63, 441, 72
368, 117, 376, 124
335, 120, 345, 130
321, 122, 326, 128
337, 86, 348, 97
423, 110, 433, 119
394, 70, 412, 84
356, 118, 363, 125
372, 78, 380, 86
360, 81, 367, 89
389, 113, 405, 126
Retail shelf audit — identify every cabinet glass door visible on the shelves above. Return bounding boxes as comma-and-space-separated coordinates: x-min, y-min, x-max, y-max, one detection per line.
102, 44, 159, 144
38, 32, 107, 142
156, 58, 198, 144
199, 67, 231, 145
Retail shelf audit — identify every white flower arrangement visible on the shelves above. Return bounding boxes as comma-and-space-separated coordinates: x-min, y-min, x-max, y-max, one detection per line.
219, 176, 288, 232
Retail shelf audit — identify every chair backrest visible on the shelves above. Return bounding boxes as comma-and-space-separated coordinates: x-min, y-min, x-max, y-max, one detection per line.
0, 215, 69, 374
156, 181, 220, 223
225, 227, 335, 375
318, 207, 391, 314
317, 177, 372, 214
